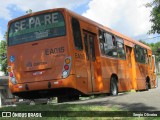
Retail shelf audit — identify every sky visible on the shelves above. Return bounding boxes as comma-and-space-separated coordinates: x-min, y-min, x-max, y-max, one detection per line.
0, 0, 159, 43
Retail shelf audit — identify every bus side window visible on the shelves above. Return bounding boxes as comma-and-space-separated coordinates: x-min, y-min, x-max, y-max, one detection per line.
84, 33, 89, 60
89, 35, 96, 61
144, 49, 148, 64
104, 33, 117, 57
135, 45, 139, 61
99, 30, 105, 54
116, 38, 126, 60
71, 17, 83, 50
135, 45, 146, 64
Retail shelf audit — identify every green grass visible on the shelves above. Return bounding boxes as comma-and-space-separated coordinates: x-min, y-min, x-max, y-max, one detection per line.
0, 104, 158, 120
0, 104, 115, 111
0, 104, 119, 120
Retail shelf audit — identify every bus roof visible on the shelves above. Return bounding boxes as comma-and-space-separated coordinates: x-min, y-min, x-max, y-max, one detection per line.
8, 8, 151, 50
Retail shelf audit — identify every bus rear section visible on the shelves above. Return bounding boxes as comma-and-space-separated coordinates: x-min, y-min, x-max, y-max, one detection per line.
7, 9, 79, 100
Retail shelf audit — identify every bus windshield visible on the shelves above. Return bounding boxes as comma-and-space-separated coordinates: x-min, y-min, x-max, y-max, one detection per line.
8, 11, 66, 46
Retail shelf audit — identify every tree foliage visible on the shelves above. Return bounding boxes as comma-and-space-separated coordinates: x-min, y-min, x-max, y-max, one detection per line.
0, 40, 7, 75
146, 0, 160, 34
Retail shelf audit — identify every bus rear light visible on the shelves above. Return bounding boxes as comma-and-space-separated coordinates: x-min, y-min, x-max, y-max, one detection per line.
64, 65, 69, 70
9, 72, 14, 77
65, 58, 71, 64
62, 56, 72, 78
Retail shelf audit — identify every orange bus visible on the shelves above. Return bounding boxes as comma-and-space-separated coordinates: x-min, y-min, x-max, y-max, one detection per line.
7, 8, 156, 102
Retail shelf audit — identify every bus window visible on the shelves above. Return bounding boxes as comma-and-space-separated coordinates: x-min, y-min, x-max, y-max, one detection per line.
116, 37, 126, 60
99, 30, 105, 54
104, 33, 117, 57
8, 11, 66, 46
89, 35, 96, 61
71, 17, 83, 50
144, 49, 148, 64
84, 33, 89, 60
135, 45, 138, 61
135, 45, 146, 64
112, 36, 116, 46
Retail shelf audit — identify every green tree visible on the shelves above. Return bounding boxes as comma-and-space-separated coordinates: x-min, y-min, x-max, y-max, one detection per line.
0, 39, 7, 75
146, 0, 160, 34
150, 42, 160, 61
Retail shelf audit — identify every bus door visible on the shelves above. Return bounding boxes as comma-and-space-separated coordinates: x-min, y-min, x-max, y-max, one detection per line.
83, 31, 99, 93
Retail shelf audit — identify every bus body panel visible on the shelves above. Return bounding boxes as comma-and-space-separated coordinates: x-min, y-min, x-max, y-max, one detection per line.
101, 57, 118, 92
125, 46, 133, 90
8, 37, 69, 83
135, 63, 147, 90
118, 59, 128, 92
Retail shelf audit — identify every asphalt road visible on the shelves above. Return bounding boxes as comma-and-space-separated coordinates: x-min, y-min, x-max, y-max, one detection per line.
66, 78, 160, 111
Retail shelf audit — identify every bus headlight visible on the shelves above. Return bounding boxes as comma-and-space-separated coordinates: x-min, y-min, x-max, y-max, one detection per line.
62, 71, 68, 78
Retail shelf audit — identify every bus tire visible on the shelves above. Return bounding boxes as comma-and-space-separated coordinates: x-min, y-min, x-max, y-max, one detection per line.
58, 95, 79, 103
67, 95, 79, 101
146, 80, 150, 91
57, 96, 68, 103
110, 77, 118, 96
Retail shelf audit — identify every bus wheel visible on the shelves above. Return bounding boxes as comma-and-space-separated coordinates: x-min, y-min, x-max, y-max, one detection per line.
69, 95, 79, 101
110, 77, 118, 96
57, 96, 68, 103
58, 95, 79, 103
146, 80, 150, 91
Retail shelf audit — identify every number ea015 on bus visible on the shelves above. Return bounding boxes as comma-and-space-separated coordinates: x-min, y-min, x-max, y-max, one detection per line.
7, 8, 157, 102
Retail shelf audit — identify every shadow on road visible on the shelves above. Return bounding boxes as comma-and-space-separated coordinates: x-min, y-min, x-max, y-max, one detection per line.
60, 78, 160, 111
66, 90, 158, 111
80, 99, 157, 111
